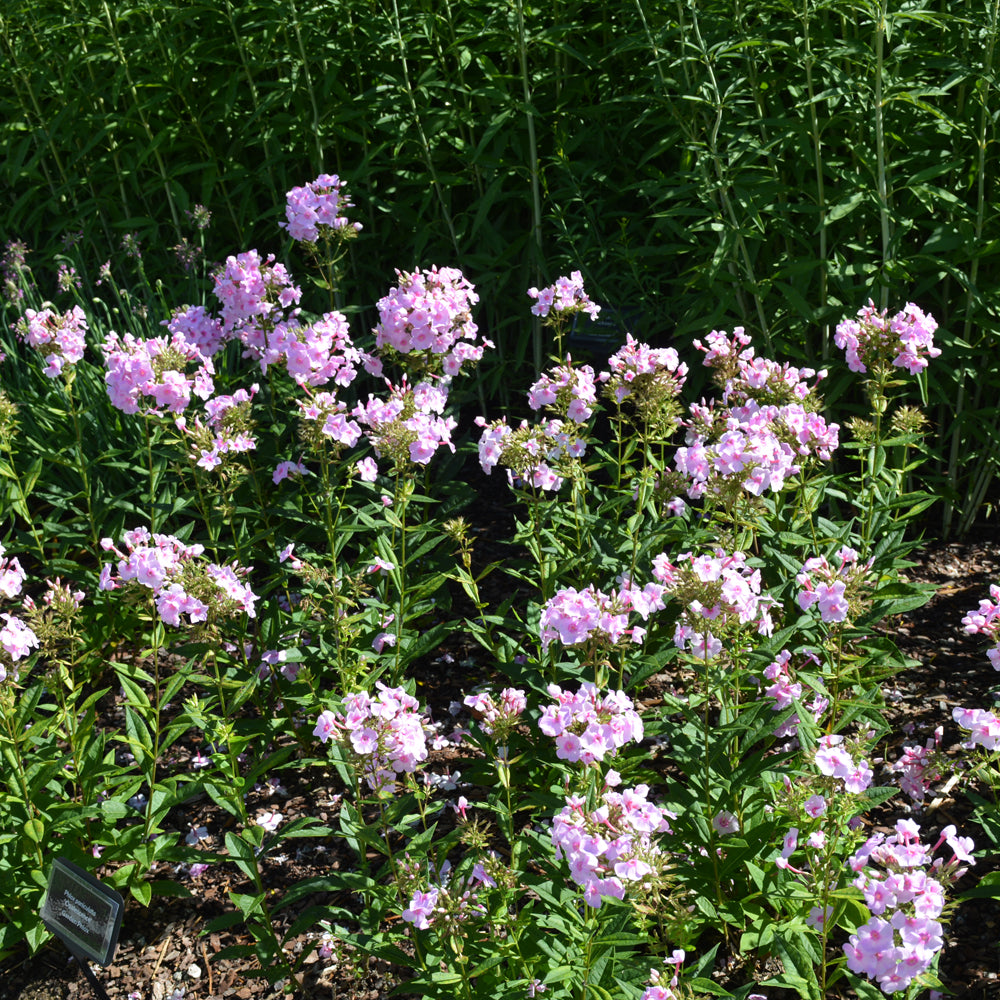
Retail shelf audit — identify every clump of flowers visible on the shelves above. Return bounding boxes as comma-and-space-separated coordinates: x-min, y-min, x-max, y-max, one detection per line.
213, 250, 302, 362
539, 583, 657, 653
527, 358, 600, 423
163, 304, 227, 358
175, 385, 258, 472
102, 330, 216, 415
15, 306, 88, 378
297, 389, 363, 452
844, 819, 972, 993
758, 649, 828, 740
638, 952, 689, 1000
274, 311, 361, 388
551, 778, 672, 907
537, 681, 644, 764
371, 266, 489, 379
352, 378, 456, 467
398, 855, 497, 933
527, 271, 601, 322
889, 726, 944, 803
279, 174, 362, 243
463, 687, 526, 742
814, 734, 874, 794
0, 543, 38, 683
834, 301, 940, 376
953, 705, 1000, 750
98, 526, 258, 625
652, 549, 774, 658
796, 546, 873, 624
665, 330, 839, 511
313, 683, 428, 792
2, 239, 33, 304
475, 414, 585, 491
961, 583, 1000, 670
600, 334, 688, 439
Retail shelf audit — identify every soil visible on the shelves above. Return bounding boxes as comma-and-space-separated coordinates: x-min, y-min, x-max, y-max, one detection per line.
4, 516, 1000, 1000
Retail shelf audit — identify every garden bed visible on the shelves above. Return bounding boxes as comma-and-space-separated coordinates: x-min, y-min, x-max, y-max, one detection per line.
3, 522, 1000, 1000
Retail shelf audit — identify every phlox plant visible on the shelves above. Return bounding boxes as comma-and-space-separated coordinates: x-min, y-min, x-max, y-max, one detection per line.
0, 182, 979, 1000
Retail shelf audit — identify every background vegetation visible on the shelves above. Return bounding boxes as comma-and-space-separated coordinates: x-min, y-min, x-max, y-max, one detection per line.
2, 0, 1000, 532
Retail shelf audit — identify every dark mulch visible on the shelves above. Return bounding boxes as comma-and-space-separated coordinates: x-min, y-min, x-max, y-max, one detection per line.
5, 521, 1000, 999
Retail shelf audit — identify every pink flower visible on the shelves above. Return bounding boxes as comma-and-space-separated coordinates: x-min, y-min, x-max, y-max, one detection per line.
401, 887, 439, 930
313, 710, 338, 743
712, 811, 739, 835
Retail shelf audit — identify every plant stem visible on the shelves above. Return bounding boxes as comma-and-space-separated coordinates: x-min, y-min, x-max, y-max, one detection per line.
873, 0, 892, 309
513, 0, 545, 373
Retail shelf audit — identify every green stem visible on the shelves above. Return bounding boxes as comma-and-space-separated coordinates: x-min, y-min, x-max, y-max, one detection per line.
0, 429, 45, 561
513, 0, 545, 373
873, 0, 891, 309
66, 374, 99, 552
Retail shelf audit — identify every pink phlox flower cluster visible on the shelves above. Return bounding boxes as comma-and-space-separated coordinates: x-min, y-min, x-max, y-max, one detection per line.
538, 681, 644, 764
845, 819, 971, 993
373, 266, 489, 378
313, 682, 428, 792
797, 547, 871, 624
98, 527, 257, 625
551, 782, 671, 907
0, 610, 39, 679
694, 326, 753, 365
266, 310, 361, 388
652, 549, 775, 658
280, 174, 362, 242
640, 951, 686, 1000
17, 305, 87, 377
298, 390, 363, 448
890, 726, 943, 802
0, 543, 27, 599
400, 886, 440, 930
601, 334, 688, 405
953, 705, 1000, 750
772, 401, 839, 461
760, 650, 828, 739
528, 358, 599, 423
698, 327, 828, 409
1, 239, 33, 305
834, 300, 940, 375
676, 413, 796, 497
474, 414, 586, 492
675, 403, 836, 500
353, 378, 456, 466
274, 459, 310, 485
961, 583, 1000, 670
213, 250, 302, 359
527, 271, 601, 321
814, 734, 874, 793
669, 330, 838, 504
102, 330, 215, 415
463, 687, 526, 737
540, 584, 652, 651
399, 858, 492, 931
163, 305, 227, 358
176, 384, 258, 471
205, 563, 258, 618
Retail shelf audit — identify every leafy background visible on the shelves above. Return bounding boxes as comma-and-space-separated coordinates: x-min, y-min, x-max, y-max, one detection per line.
2, 0, 999, 531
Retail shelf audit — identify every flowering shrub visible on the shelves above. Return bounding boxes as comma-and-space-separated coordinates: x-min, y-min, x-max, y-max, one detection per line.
0, 176, 981, 999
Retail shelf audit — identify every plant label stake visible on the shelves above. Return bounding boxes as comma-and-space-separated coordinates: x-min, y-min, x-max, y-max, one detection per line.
40, 857, 124, 1000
